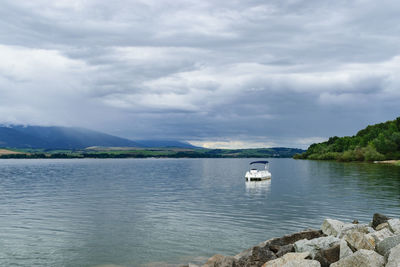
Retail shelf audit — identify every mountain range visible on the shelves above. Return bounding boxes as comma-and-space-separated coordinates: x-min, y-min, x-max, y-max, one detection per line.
0, 125, 197, 149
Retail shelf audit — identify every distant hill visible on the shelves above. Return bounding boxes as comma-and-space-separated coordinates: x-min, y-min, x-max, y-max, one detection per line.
0, 125, 195, 150
0, 125, 141, 149
294, 117, 400, 161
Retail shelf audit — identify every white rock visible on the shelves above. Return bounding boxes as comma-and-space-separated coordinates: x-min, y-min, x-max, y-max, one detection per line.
386, 243, 400, 267
330, 249, 384, 267
376, 222, 389, 231
376, 234, 400, 256
388, 219, 400, 234
338, 223, 372, 238
321, 219, 345, 237
339, 239, 353, 259
344, 229, 376, 251
369, 228, 394, 243
262, 252, 320, 267
294, 236, 340, 258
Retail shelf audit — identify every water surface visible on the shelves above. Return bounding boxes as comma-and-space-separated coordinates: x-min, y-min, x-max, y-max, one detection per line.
0, 158, 399, 266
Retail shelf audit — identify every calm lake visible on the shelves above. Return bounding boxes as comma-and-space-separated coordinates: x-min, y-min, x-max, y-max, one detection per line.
0, 158, 399, 266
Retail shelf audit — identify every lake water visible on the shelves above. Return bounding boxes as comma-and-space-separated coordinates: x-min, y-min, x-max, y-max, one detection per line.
0, 158, 399, 266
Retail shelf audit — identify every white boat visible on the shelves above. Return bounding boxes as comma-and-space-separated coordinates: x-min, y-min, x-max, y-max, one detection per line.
245, 161, 271, 181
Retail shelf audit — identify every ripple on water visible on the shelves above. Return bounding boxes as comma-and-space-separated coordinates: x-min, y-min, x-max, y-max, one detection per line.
0, 158, 399, 266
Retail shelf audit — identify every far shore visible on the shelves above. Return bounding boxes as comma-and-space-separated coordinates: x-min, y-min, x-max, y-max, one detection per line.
374, 160, 400, 165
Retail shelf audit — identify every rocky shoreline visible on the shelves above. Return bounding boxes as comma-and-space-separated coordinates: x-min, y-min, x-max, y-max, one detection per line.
185, 213, 400, 267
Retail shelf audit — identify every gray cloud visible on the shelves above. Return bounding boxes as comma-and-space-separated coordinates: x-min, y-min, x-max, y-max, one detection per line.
0, 0, 399, 148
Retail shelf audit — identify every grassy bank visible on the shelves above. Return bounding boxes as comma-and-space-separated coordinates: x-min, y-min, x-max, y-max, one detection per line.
0, 147, 304, 159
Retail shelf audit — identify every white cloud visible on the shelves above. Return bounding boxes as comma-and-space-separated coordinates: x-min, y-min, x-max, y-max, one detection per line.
0, 0, 400, 147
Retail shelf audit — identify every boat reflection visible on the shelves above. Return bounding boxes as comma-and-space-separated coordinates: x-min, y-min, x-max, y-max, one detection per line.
245, 180, 271, 195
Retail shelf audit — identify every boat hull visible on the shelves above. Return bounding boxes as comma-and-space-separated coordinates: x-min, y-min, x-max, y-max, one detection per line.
245, 170, 271, 182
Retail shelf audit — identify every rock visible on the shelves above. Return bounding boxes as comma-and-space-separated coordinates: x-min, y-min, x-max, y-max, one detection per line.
376, 234, 400, 256
338, 223, 373, 238
370, 228, 394, 243
376, 222, 389, 231
388, 219, 400, 234
294, 236, 340, 258
386, 243, 400, 267
234, 229, 324, 267
313, 244, 339, 267
189, 264, 200, 267
330, 249, 384, 267
339, 239, 353, 259
202, 254, 236, 267
261, 252, 321, 267
234, 245, 277, 267
343, 229, 375, 251
266, 229, 325, 247
321, 219, 345, 237
269, 244, 294, 258
372, 213, 390, 229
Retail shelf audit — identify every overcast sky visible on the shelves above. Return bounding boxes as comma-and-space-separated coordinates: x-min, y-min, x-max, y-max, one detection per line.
0, 0, 399, 148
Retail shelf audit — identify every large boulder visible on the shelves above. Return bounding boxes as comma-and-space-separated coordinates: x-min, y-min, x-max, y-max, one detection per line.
269, 244, 294, 258
372, 213, 390, 229
261, 252, 320, 267
370, 228, 394, 243
376, 234, 400, 256
339, 239, 353, 259
338, 224, 374, 239
386, 243, 400, 267
234, 245, 277, 267
388, 219, 400, 234
234, 229, 324, 267
321, 219, 345, 237
265, 229, 325, 247
330, 249, 384, 267
294, 236, 340, 258
202, 254, 236, 267
343, 229, 375, 251
313, 243, 340, 267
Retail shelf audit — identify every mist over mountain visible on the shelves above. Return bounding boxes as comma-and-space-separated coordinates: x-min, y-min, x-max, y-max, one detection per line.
0, 125, 195, 149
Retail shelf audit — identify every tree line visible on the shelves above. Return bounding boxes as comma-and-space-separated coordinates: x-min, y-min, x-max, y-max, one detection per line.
294, 117, 400, 161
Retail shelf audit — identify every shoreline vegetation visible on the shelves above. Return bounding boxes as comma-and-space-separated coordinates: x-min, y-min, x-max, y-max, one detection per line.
294, 117, 400, 162
187, 213, 400, 267
0, 147, 304, 159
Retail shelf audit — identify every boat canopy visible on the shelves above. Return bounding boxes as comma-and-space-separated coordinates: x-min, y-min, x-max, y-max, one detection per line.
250, 160, 269, 165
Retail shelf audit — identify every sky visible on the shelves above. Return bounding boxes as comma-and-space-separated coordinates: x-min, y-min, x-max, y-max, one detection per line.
0, 0, 399, 149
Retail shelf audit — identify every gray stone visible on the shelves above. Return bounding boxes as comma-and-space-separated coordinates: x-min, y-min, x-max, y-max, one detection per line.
269, 244, 294, 258
313, 244, 339, 267
321, 219, 345, 237
369, 228, 394, 243
338, 223, 373, 238
386, 243, 400, 267
343, 229, 376, 251
265, 229, 325, 247
339, 239, 353, 259
202, 255, 236, 267
376, 234, 400, 256
261, 252, 321, 267
234, 229, 324, 267
388, 219, 400, 234
294, 236, 340, 258
330, 249, 385, 267
372, 213, 390, 229
234, 245, 276, 267
375, 222, 389, 231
